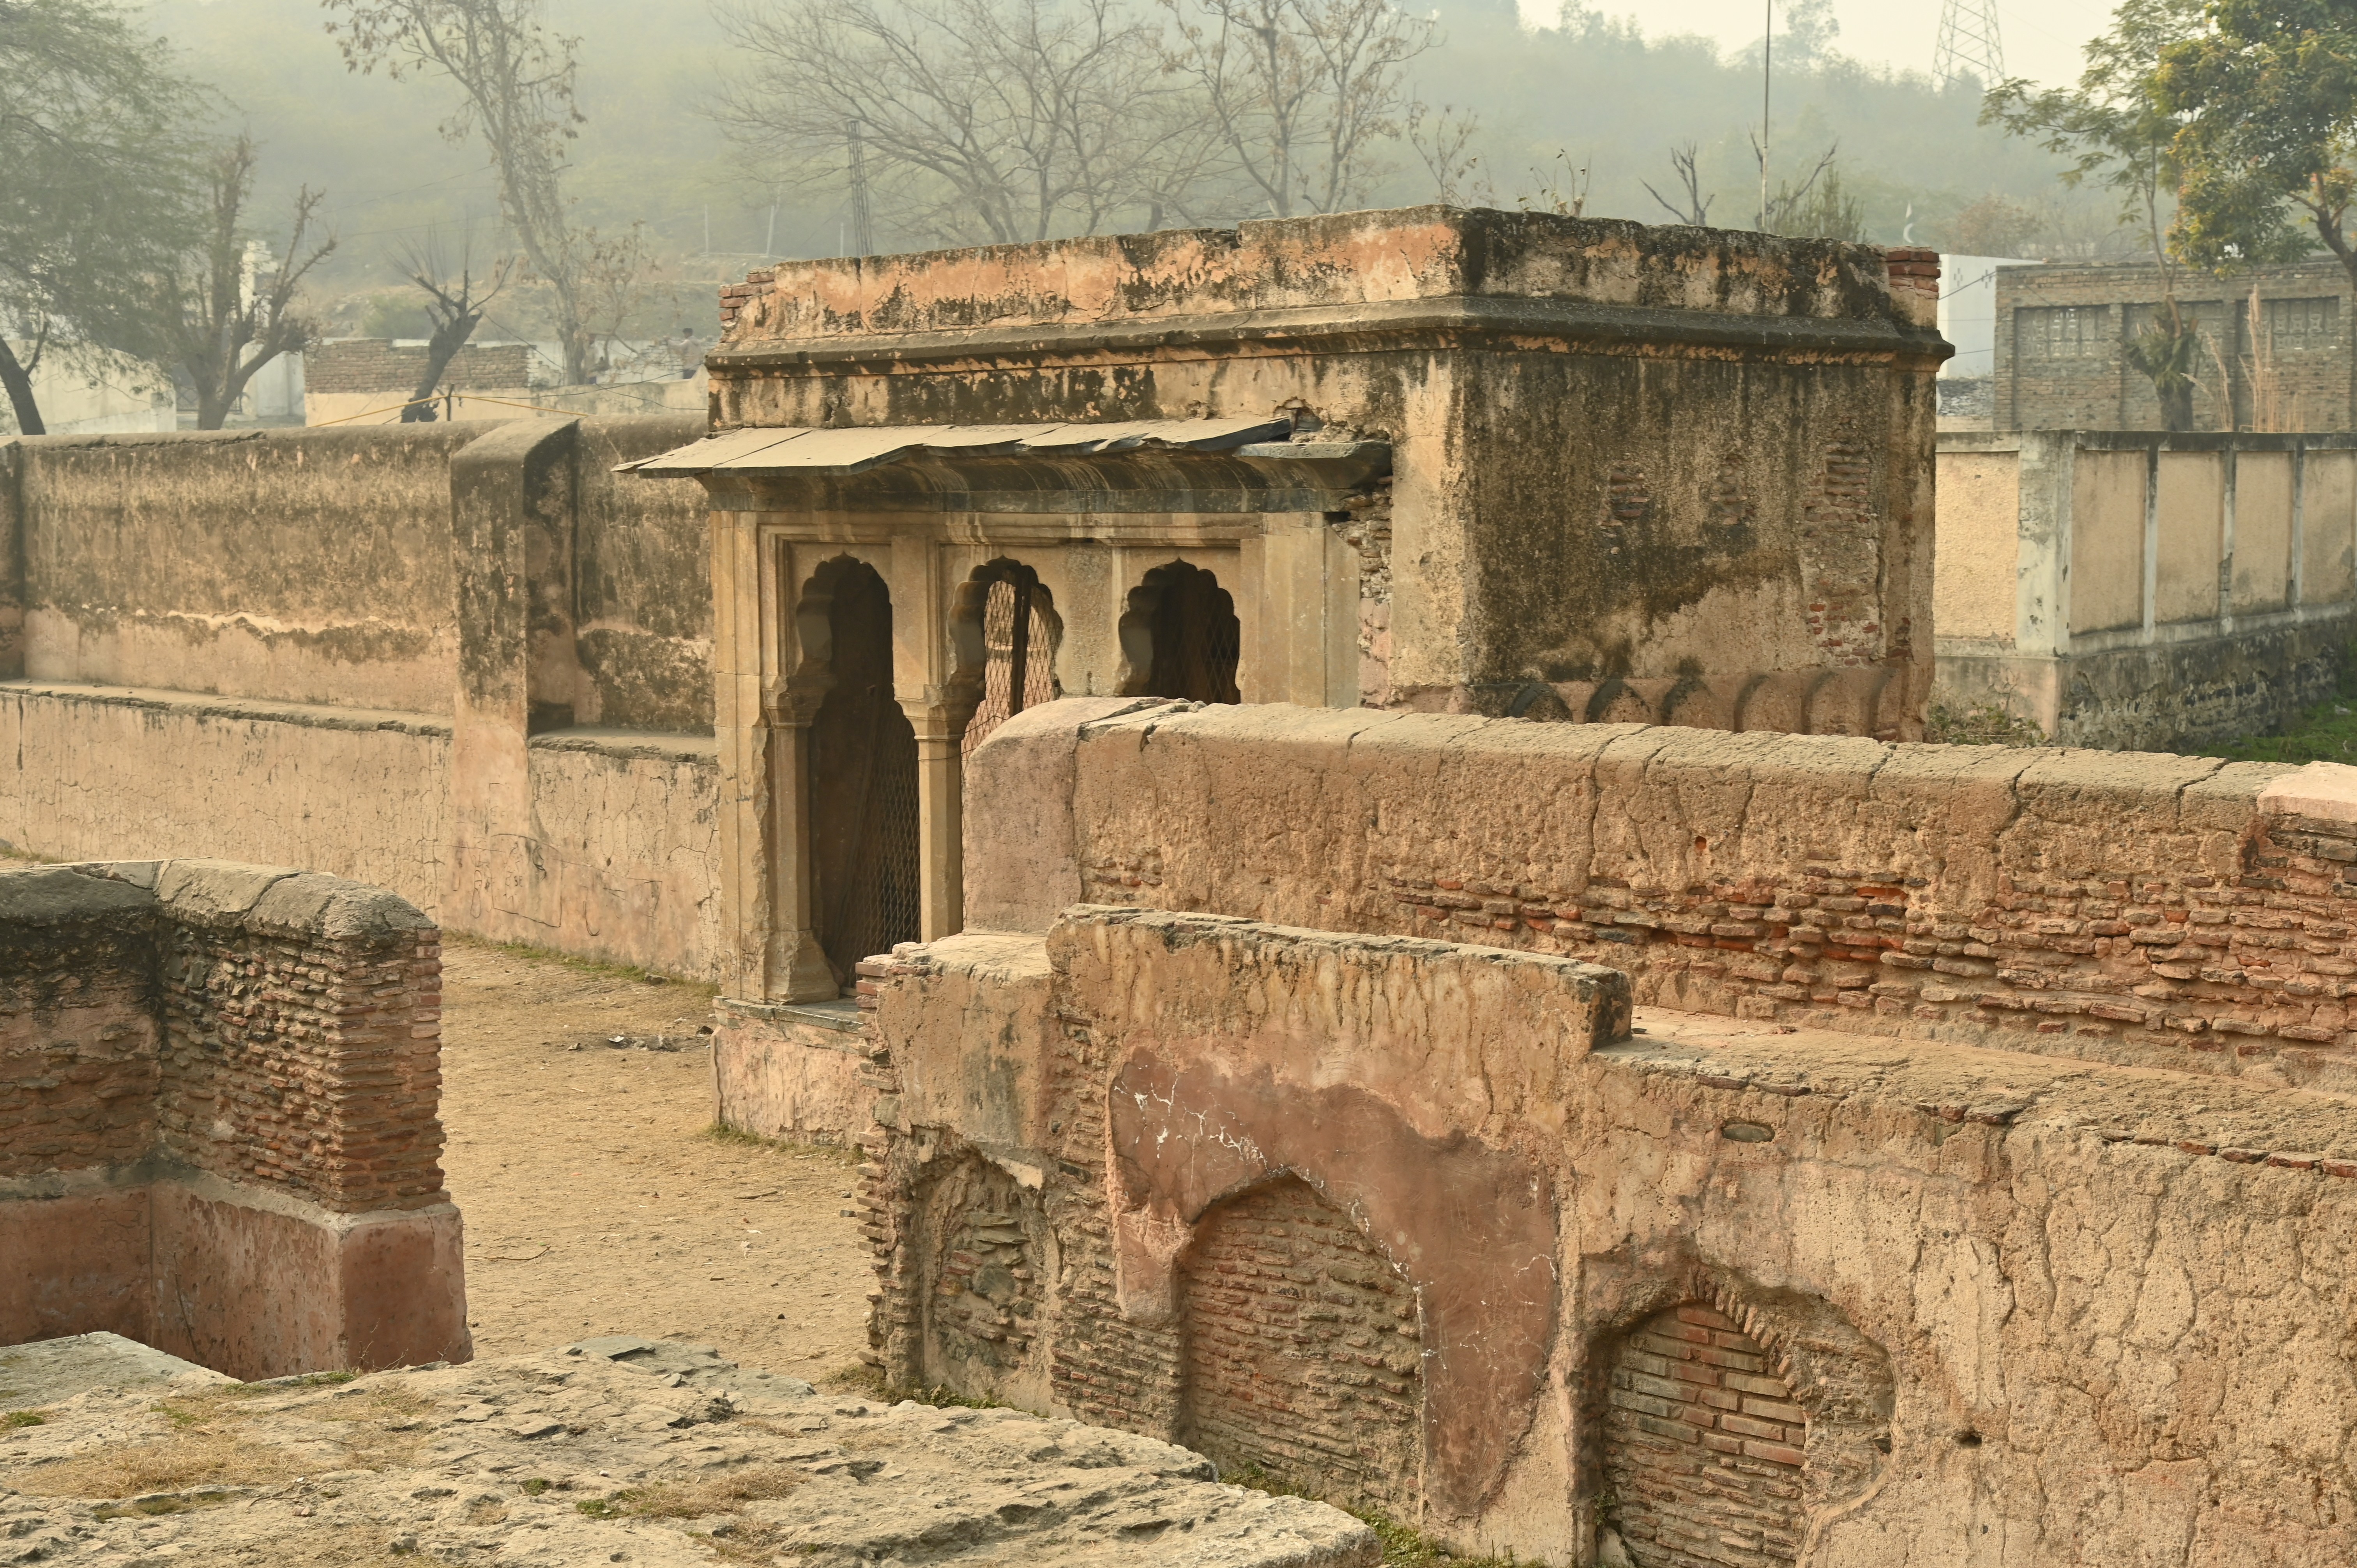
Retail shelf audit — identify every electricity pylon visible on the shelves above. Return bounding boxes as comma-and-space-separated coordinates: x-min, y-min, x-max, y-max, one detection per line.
1933, 0, 2004, 88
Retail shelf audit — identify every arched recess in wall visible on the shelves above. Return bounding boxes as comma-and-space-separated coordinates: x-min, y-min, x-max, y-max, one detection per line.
951, 560, 1061, 755
795, 556, 921, 988
909, 1149, 1054, 1411
1591, 1280, 1893, 1568
1118, 561, 1241, 704
1176, 1173, 1424, 1513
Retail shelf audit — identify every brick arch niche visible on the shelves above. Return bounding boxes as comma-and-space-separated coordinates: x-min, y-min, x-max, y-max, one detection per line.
1177, 1174, 1423, 1512
1603, 1301, 1807, 1567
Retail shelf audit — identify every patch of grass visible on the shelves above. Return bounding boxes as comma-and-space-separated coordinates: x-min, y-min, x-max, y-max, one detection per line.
14, 1426, 304, 1500
1220, 1466, 1518, 1566
4, 1410, 46, 1428
520, 1477, 552, 1496
2199, 695, 2357, 764
1925, 701, 2047, 748
461, 930, 710, 992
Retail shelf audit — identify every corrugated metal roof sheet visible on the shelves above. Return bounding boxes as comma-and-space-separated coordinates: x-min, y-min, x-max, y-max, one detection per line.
622, 417, 1293, 476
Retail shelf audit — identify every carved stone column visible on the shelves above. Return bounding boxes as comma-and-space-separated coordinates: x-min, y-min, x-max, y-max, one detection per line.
901, 700, 978, 943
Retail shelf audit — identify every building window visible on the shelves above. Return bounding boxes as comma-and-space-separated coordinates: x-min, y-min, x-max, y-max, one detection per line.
2262, 296, 2338, 350
959, 564, 1058, 756
2019, 305, 2110, 360
1123, 561, 1241, 704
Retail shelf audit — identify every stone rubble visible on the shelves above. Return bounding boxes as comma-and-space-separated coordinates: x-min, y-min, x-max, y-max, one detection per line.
0, 1337, 1375, 1566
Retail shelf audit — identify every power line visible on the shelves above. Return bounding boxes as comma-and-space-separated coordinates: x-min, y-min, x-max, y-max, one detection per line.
1934, 0, 2005, 88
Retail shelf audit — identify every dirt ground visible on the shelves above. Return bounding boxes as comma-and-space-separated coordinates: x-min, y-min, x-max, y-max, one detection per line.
435, 938, 872, 1381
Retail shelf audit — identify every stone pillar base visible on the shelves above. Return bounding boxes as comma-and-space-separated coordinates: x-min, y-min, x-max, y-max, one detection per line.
0, 1169, 470, 1381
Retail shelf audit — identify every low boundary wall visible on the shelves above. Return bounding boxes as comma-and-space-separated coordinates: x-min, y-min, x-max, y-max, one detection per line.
0, 418, 723, 978
0, 860, 469, 1378
1935, 431, 2357, 749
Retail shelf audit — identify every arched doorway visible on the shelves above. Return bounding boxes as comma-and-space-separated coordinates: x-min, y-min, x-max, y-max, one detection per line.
802, 559, 920, 988
955, 561, 1059, 756
1123, 561, 1241, 704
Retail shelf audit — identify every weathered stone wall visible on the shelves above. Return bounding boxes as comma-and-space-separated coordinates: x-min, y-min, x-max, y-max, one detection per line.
0, 860, 468, 1378
962, 700, 2357, 1088
0, 418, 726, 978
13, 426, 472, 712
1934, 431, 2357, 749
855, 901, 2357, 1565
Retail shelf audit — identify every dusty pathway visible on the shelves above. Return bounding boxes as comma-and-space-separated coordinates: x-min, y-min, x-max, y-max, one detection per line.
435, 939, 872, 1380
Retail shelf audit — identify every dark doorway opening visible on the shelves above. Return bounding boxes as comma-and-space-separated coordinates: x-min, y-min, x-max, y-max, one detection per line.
805, 560, 920, 988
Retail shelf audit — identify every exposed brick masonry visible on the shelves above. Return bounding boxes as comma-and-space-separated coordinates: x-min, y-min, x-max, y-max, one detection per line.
1064, 717, 2357, 1081
1605, 1304, 1806, 1568
159, 914, 445, 1213
0, 885, 159, 1178
1179, 1175, 1423, 1514
0, 864, 447, 1211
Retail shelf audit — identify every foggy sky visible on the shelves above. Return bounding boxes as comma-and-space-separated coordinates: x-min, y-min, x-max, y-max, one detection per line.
1514, 0, 2117, 87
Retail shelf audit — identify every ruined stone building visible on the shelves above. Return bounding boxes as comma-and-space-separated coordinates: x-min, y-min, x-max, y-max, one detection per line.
11, 208, 2357, 1564
622, 209, 1947, 1140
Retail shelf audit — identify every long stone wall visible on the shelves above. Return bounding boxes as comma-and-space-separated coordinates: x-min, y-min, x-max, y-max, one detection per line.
0, 859, 469, 1379
0, 418, 724, 978
965, 700, 2357, 1090
1934, 431, 2357, 749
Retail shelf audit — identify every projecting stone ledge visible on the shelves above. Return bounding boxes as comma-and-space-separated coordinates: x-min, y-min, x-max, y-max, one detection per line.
0, 1337, 1377, 1566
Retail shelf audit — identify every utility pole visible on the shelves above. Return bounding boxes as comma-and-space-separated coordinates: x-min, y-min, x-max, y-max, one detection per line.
847, 120, 875, 258
1758, 0, 1771, 232
1933, 0, 2004, 90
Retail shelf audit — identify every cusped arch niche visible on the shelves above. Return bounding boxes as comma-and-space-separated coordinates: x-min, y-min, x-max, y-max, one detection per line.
1594, 1278, 1894, 1568
1177, 1173, 1423, 1513
1117, 560, 1240, 704
950, 560, 1061, 754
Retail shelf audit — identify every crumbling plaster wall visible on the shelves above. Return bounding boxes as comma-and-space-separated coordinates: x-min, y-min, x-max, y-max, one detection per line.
0, 859, 469, 1379
858, 908, 2357, 1565
0, 418, 726, 978
710, 209, 1943, 726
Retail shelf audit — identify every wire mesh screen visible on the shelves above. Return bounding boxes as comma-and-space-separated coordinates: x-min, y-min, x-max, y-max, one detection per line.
807, 564, 922, 987
1146, 565, 1241, 704
963, 575, 1057, 756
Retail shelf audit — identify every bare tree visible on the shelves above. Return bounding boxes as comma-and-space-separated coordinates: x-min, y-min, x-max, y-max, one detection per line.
152, 137, 334, 431
1159, 0, 1435, 218
325, 0, 627, 385
394, 234, 512, 420
1643, 143, 1713, 226
714, 0, 1213, 245
1405, 100, 1491, 206
1751, 136, 1841, 233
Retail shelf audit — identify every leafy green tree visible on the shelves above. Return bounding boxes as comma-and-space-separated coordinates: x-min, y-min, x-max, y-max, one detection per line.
2156, 0, 2357, 415
0, 0, 208, 434
1984, 0, 2214, 429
